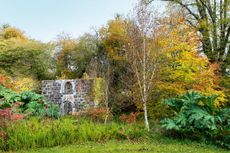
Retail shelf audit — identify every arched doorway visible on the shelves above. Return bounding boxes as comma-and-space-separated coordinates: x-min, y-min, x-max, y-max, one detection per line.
63, 101, 73, 115
64, 82, 73, 94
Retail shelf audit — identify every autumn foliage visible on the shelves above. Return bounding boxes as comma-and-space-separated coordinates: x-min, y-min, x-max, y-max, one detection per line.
156, 15, 226, 106
0, 75, 15, 89
0, 108, 23, 122
119, 112, 140, 124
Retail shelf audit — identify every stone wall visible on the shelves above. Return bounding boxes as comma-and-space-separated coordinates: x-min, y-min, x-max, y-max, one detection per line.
42, 79, 94, 115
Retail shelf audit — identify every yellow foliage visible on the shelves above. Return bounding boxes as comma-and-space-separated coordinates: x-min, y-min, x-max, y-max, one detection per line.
82, 72, 90, 80
92, 78, 105, 105
99, 17, 128, 61
1, 27, 27, 41
156, 15, 226, 106
14, 77, 38, 92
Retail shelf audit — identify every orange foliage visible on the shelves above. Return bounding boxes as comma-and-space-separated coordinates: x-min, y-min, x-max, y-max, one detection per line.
119, 112, 140, 124
0, 74, 15, 89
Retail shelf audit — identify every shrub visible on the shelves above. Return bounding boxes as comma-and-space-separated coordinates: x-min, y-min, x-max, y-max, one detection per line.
0, 85, 20, 108
119, 112, 140, 124
0, 85, 60, 118
0, 108, 23, 121
14, 77, 39, 93
220, 76, 230, 105
161, 91, 230, 149
0, 74, 15, 89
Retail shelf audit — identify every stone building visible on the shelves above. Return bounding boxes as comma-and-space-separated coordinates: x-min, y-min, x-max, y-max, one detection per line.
42, 79, 94, 115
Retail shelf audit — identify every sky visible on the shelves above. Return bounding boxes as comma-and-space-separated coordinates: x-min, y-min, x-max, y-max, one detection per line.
0, 0, 166, 42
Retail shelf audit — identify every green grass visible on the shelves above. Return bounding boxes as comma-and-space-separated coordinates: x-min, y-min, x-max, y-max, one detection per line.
15, 138, 229, 153
2, 117, 230, 152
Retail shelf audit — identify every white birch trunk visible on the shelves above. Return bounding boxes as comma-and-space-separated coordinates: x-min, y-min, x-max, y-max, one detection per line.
143, 37, 150, 131
104, 81, 109, 124
104, 60, 110, 124
143, 98, 149, 131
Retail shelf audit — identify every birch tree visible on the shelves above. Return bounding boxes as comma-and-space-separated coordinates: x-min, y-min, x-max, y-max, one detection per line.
125, 0, 162, 131
150, 0, 230, 67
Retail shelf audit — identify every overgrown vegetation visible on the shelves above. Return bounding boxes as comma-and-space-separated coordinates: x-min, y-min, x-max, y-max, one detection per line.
0, 0, 229, 152
0, 117, 147, 151
0, 85, 59, 118
161, 91, 230, 149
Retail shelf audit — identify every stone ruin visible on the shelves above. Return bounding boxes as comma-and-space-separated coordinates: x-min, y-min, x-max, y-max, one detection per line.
42, 79, 95, 115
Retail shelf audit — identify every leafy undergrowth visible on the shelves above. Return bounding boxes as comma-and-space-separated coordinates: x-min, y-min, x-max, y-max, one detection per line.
16, 136, 229, 153
161, 91, 230, 149
0, 85, 60, 119
0, 117, 147, 151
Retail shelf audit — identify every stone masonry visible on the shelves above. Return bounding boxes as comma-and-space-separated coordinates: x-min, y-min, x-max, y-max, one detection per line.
42, 79, 94, 115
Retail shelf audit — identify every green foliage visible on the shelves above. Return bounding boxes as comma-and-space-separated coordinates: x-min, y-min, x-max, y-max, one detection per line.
0, 85, 60, 118
46, 103, 60, 118
92, 16, 136, 115
24, 101, 46, 117
0, 39, 54, 80
92, 78, 105, 105
0, 117, 147, 151
20, 91, 43, 103
161, 91, 230, 149
0, 85, 20, 108
220, 76, 230, 104
55, 33, 96, 79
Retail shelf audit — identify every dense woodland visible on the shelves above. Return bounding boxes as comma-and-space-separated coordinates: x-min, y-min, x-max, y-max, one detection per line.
0, 0, 229, 152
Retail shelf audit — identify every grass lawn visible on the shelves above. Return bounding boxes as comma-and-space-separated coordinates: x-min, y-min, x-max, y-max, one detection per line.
14, 136, 229, 153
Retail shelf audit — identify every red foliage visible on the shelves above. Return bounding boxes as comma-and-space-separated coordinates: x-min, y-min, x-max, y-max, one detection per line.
0, 74, 15, 89
0, 108, 24, 125
119, 112, 140, 124
119, 114, 127, 122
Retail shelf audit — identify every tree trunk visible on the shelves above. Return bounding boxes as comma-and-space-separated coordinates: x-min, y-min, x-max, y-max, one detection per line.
104, 84, 109, 124
143, 36, 150, 131
104, 59, 110, 124
143, 96, 150, 131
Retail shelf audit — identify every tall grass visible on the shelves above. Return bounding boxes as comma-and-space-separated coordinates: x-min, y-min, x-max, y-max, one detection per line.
0, 117, 147, 151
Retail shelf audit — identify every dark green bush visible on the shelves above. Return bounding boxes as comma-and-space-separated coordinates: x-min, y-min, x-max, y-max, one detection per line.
0, 86, 20, 108
161, 91, 230, 149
